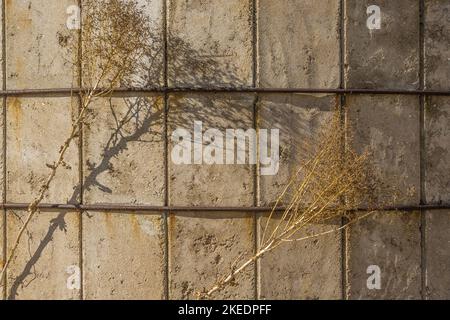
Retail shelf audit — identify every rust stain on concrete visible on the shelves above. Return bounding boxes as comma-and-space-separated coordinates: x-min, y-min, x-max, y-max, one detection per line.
130, 214, 144, 241
9, 98, 23, 143
102, 211, 115, 236
168, 213, 176, 244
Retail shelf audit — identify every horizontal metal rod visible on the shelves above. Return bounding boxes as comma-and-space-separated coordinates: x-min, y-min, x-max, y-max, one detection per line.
1, 87, 450, 96
1, 203, 449, 213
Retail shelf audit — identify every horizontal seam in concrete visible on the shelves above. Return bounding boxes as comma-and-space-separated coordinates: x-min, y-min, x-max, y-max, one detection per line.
1, 203, 448, 212
1, 88, 450, 96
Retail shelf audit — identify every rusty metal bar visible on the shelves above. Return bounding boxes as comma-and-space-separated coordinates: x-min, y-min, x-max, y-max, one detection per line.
2, 87, 450, 96
1, 203, 449, 213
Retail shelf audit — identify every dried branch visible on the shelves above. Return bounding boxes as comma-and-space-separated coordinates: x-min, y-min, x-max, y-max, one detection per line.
199, 109, 394, 299
0, 0, 153, 286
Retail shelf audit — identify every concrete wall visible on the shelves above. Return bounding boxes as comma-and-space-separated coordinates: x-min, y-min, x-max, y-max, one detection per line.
0, 0, 449, 300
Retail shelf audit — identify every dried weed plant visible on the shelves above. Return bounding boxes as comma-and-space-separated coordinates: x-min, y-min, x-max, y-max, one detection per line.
199, 109, 393, 299
0, 0, 153, 283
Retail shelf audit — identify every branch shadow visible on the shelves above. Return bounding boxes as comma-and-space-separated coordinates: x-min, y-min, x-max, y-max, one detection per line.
5, 29, 252, 299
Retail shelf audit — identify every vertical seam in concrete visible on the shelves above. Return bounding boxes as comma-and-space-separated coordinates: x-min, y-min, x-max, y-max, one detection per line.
252, 98, 258, 300
77, 0, 84, 301
163, 0, 169, 301
252, 0, 257, 88
1, 0, 6, 301
78, 0, 83, 205
252, 0, 259, 300
163, 93, 169, 300
255, 97, 261, 300
339, 0, 348, 301
419, 0, 427, 301
163, 0, 168, 89
252, 95, 258, 300
339, 0, 345, 91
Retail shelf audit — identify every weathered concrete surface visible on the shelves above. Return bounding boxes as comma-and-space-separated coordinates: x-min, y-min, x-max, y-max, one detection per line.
168, 93, 254, 206
346, 211, 421, 299
425, 97, 450, 204
258, 0, 340, 88
83, 95, 164, 205
83, 211, 165, 300
345, 0, 419, 89
0, 102, 3, 299
0, 211, 4, 299
0, 0, 449, 301
258, 93, 336, 206
167, 0, 253, 87
6, 97, 79, 203
0, 100, 4, 202
425, 0, 450, 90
6, 210, 80, 300
258, 215, 342, 299
346, 95, 420, 206
6, 0, 77, 89
425, 210, 450, 299
169, 212, 254, 299
0, 4, 3, 89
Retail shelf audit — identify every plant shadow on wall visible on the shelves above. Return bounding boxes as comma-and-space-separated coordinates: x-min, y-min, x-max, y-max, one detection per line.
3, 0, 163, 299
1, 0, 251, 299
199, 110, 403, 299
7, 96, 164, 299
1, 0, 404, 300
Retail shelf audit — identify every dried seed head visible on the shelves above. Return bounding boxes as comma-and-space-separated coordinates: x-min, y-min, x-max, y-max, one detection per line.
80, 0, 155, 90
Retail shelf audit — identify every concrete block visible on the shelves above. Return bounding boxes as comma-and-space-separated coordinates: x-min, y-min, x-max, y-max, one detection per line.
0, 4, 3, 89
346, 211, 421, 299
83, 95, 165, 205
169, 212, 254, 299
425, 96, 450, 204
0, 100, 4, 202
258, 0, 340, 88
6, 0, 78, 89
82, 211, 165, 300
425, 210, 450, 299
0, 211, 4, 299
167, 0, 253, 87
344, 0, 419, 89
168, 93, 255, 206
258, 93, 336, 206
6, 210, 80, 300
346, 95, 420, 206
425, 0, 450, 90
258, 215, 342, 299
6, 97, 79, 203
